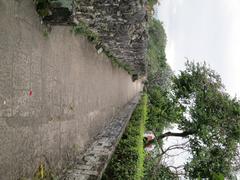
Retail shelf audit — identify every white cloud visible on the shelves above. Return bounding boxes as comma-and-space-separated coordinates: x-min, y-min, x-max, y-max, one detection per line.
222, 0, 240, 97
166, 40, 176, 70
156, 0, 240, 98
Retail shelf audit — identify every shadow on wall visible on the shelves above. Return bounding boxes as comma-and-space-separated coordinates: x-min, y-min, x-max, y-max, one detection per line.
34, 0, 73, 24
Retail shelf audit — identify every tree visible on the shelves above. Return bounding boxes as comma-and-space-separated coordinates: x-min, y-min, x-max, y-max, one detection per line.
147, 18, 171, 89
156, 61, 240, 178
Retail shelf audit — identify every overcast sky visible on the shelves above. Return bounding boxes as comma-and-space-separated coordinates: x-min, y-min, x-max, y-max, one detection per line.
155, 0, 240, 98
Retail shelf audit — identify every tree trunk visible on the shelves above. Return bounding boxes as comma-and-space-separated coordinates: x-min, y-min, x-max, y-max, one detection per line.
159, 130, 194, 139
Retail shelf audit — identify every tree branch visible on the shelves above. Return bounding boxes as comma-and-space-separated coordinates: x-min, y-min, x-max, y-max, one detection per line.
158, 130, 195, 139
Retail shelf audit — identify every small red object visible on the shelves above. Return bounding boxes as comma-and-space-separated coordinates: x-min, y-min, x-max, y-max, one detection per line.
29, 90, 32, 96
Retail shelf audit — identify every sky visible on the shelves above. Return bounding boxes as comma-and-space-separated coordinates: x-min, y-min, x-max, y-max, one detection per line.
155, 0, 240, 98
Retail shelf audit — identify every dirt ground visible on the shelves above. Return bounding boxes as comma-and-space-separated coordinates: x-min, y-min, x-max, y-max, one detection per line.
0, 0, 143, 179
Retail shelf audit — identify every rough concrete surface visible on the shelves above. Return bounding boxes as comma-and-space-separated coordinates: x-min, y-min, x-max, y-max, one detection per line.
0, 0, 143, 179
62, 95, 140, 180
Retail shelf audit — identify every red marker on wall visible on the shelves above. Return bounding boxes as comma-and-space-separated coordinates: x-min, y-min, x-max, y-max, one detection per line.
29, 90, 32, 96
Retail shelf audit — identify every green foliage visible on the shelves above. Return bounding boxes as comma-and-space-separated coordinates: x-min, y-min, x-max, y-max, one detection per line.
102, 94, 148, 180
147, 19, 167, 74
144, 157, 177, 180
73, 22, 99, 43
146, 5, 171, 122
171, 61, 240, 178
148, 0, 158, 7
43, 28, 49, 38
147, 0, 159, 14
147, 86, 182, 137
144, 87, 182, 179
147, 18, 173, 89
146, 61, 240, 179
155, 165, 178, 180
145, 7, 240, 178
211, 173, 225, 180
144, 14, 178, 180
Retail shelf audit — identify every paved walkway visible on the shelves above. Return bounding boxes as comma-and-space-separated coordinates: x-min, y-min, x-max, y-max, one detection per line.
0, 0, 143, 179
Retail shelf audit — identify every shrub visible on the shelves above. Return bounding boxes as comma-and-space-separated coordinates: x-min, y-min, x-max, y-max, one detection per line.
102, 94, 148, 180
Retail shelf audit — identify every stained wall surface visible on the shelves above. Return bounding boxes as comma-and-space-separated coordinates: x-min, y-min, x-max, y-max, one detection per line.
0, 0, 142, 179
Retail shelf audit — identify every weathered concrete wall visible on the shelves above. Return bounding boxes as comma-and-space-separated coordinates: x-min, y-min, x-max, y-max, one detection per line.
0, 0, 143, 179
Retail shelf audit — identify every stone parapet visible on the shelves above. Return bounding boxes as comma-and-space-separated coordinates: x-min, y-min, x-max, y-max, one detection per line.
62, 95, 141, 180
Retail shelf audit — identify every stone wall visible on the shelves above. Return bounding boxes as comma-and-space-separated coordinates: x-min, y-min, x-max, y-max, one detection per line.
40, 0, 148, 76
73, 0, 148, 76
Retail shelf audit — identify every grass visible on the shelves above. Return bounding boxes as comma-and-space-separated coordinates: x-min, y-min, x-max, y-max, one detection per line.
43, 28, 49, 38
72, 21, 99, 44
103, 49, 134, 74
102, 94, 148, 180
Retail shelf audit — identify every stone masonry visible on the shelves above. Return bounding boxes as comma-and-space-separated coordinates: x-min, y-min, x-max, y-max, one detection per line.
61, 95, 140, 180
72, 0, 148, 76
41, 0, 148, 76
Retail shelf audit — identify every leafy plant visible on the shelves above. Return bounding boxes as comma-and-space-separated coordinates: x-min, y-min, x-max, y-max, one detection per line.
102, 94, 148, 180
156, 61, 240, 178
147, 18, 173, 89
72, 22, 99, 43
